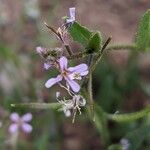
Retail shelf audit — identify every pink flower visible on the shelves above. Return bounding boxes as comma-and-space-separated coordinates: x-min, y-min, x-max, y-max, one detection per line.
9, 113, 32, 134
45, 56, 88, 92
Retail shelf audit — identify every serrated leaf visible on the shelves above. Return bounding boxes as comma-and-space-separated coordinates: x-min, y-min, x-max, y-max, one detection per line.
136, 10, 150, 51
69, 22, 92, 47
11, 102, 62, 110
86, 32, 102, 53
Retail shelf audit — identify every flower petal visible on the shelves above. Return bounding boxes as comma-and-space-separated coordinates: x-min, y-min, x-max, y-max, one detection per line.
66, 7, 75, 23
68, 64, 88, 73
9, 123, 18, 134
80, 70, 89, 76
44, 62, 51, 70
22, 113, 32, 122
65, 78, 80, 92
59, 56, 68, 71
22, 123, 32, 133
45, 75, 62, 88
69, 7, 75, 18
64, 109, 71, 117
10, 113, 20, 122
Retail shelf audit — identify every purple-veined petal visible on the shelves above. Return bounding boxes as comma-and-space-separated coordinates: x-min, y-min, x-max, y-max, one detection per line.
59, 56, 68, 71
44, 62, 51, 70
22, 123, 32, 133
68, 64, 88, 73
80, 70, 89, 76
9, 123, 18, 134
10, 113, 20, 122
65, 77, 80, 92
21, 113, 32, 122
45, 75, 62, 88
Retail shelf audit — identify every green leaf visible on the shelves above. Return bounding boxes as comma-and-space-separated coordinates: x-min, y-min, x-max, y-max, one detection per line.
136, 10, 150, 51
11, 103, 62, 110
124, 124, 150, 150
69, 22, 92, 47
86, 32, 102, 53
93, 104, 110, 145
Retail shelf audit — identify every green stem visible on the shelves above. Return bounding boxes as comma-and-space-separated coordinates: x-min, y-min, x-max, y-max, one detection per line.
68, 44, 137, 60
107, 106, 150, 122
106, 44, 137, 51
11, 103, 61, 110
88, 73, 95, 121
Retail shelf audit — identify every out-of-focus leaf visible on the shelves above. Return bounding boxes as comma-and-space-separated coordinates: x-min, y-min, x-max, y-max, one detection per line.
108, 144, 122, 150
124, 124, 150, 150
86, 32, 102, 53
93, 104, 110, 145
35, 133, 49, 150
136, 10, 150, 51
0, 43, 20, 65
11, 102, 62, 110
69, 22, 92, 47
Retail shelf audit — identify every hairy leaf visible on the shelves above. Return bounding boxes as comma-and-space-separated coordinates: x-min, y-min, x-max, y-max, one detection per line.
136, 10, 150, 51
86, 32, 102, 53
69, 22, 92, 47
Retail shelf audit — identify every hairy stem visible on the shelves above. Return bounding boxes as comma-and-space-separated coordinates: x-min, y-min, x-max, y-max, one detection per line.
106, 44, 137, 51
107, 106, 150, 122
68, 44, 137, 60
65, 45, 73, 56
88, 73, 95, 121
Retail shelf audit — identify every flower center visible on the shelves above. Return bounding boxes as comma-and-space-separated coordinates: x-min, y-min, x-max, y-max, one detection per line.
62, 70, 68, 77
73, 73, 81, 79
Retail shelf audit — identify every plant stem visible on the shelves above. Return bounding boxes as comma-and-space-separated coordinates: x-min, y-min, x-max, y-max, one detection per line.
65, 45, 73, 56
88, 73, 95, 121
68, 44, 137, 60
107, 106, 150, 122
106, 44, 137, 51
11, 103, 62, 110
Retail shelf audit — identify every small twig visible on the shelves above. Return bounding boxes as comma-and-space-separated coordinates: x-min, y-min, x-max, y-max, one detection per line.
65, 45, 73, 56
44, 22, 61, 38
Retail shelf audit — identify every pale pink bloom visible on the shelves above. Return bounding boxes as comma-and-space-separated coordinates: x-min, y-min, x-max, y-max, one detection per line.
45, 56, 88, 92
9, 113, 32, 134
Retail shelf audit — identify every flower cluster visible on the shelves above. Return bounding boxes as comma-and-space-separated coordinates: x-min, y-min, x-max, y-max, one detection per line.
36, 7, 88, 120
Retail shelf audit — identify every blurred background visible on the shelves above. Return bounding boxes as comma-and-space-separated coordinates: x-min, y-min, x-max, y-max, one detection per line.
0, 0, 150, 149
